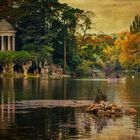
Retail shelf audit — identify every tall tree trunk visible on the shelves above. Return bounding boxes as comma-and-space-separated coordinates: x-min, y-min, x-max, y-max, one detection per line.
64, 27, 67, 73
3, 63, 14, 76
8, 0, 12, 7
22, 62, 32, 77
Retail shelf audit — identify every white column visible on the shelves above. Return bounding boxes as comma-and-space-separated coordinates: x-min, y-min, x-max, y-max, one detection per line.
12, 36, 15, 51
1, 36, 4, 51
8, 36, 11, 51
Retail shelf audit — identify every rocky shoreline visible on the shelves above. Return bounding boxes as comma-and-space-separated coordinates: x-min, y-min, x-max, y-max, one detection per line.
86, 101, 137, 118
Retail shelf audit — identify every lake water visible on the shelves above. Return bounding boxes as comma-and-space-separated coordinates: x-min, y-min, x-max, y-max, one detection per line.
0, 74, 140, 140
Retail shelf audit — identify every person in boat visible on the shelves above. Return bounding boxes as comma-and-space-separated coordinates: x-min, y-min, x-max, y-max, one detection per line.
109, 74, 120, 79
115, 74, 120, 79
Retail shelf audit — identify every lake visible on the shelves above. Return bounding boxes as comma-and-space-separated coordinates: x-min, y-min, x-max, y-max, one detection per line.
0, 74, 140, 140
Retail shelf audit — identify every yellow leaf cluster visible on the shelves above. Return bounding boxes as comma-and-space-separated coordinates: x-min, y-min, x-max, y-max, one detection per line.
119, 32, 140, 69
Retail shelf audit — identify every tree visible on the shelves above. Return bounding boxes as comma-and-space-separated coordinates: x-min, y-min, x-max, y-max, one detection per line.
119, 32, 140, 70
60, 6, 81, 72
102, 32, 130, 74
0, 51, 33, 76
77, 10, 95, 40
0, 0, 97, 74
130, 15, 140, 34
0, 0, 23, 27
0, 51, 15, 75
46, 3, 82, 72
14, 51, 34, 76
15, 0, 58, 66
78, 34, 115, 71
15, 0, 82, 73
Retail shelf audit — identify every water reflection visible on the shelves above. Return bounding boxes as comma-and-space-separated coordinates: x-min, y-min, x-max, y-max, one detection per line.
0, 78, 15, 140
14, 108, 79, 140
0, 75, 139, 139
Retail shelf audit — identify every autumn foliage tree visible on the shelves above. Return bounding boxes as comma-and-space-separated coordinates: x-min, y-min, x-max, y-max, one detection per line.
119, 32, 140, 70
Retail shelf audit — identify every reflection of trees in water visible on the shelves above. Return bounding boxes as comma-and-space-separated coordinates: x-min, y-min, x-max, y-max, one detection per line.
84, 112, 140, 139
0, 78, 15, 139
132, 107, 140, 136
95, 117, 107, 133
0, 78, 15, 115
69, 80, 108, 100
14, 78, 64, 100
14, 107, 78, 140
125, 75, 140, 102
0, 77, 139, 139
121, 75, 140, 136
81, 113, 108, 133
2, 78, 110, 101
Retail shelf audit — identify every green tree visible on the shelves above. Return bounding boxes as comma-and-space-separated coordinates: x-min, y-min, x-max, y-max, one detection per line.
14, 51, 34, 76
130, 15, 140, 34
77, 10, 95, 40
16, 0, 81, 72
0, 51, 33, 76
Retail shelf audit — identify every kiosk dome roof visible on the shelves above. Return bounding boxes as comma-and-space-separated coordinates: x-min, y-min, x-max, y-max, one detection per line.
0, 19, 15, 31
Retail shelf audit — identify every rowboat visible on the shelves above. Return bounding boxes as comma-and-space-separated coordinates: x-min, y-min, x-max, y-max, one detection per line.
73, 78, 126, 82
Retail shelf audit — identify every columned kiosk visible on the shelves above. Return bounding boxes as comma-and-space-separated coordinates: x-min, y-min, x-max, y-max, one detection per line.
0, 19, 16, 51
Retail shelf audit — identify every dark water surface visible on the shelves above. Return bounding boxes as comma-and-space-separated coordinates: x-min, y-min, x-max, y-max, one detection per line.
0, 74, 140, 140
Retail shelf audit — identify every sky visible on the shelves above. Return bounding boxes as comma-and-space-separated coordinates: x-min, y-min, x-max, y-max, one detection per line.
59, 0, 140, 34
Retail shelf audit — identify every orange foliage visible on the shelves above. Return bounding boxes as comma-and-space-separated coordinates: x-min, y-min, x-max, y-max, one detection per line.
119, 32, 140, 69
